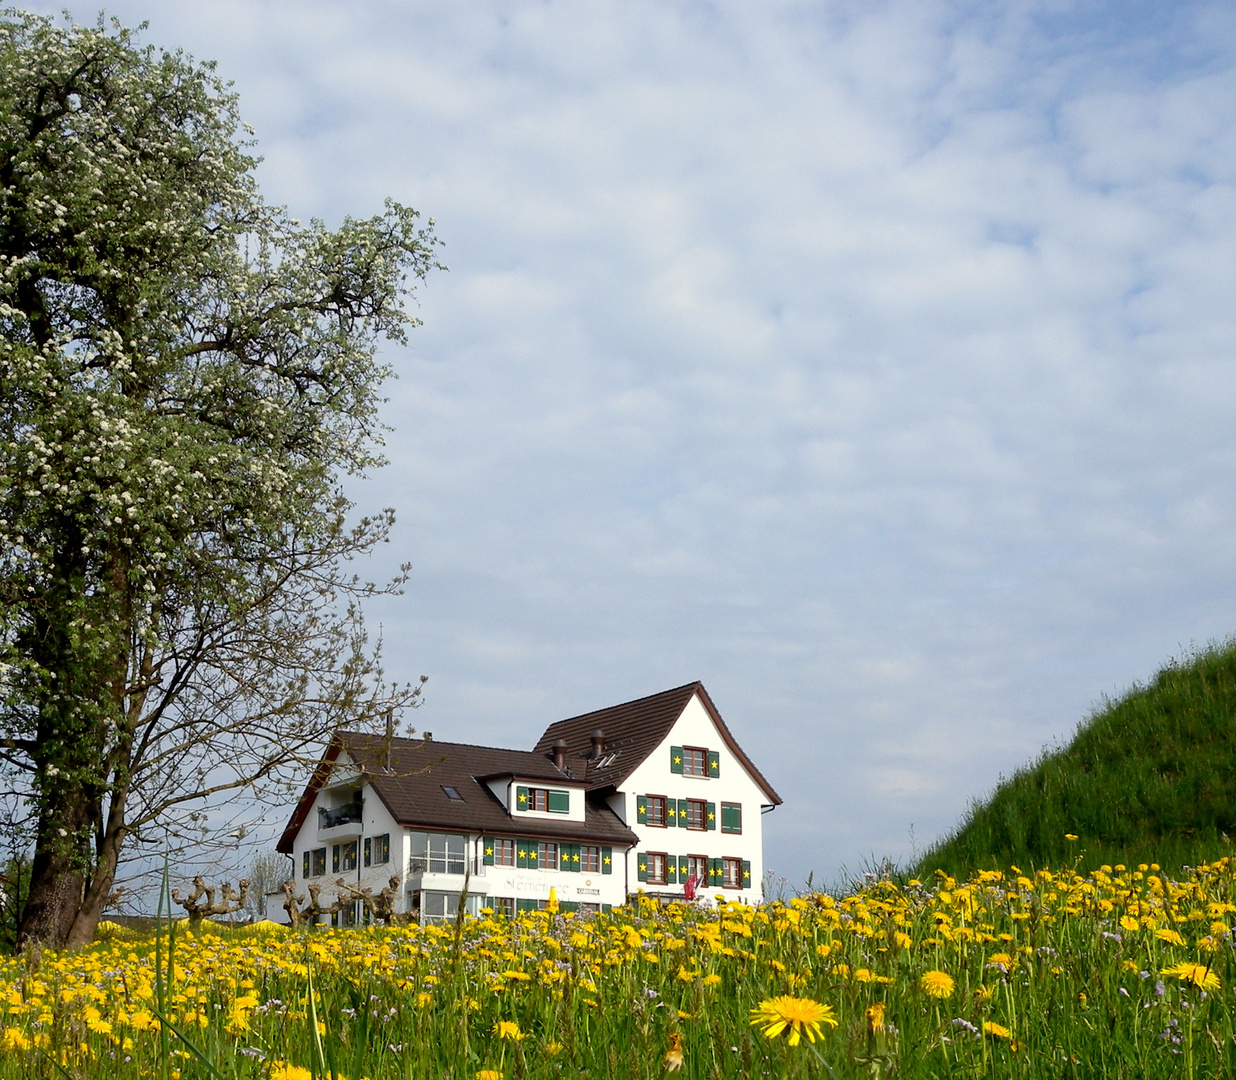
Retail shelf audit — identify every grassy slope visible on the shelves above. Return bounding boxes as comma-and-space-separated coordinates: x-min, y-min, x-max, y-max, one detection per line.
918, 640, 1236, 877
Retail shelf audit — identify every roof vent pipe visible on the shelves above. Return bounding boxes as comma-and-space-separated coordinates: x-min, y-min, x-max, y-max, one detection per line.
551, 739, 568, 771
384, 708, 394, 773
589, 730, 606, 760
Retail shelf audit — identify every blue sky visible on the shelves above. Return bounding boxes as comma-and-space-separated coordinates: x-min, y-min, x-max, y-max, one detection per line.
23, 1, 1236, 886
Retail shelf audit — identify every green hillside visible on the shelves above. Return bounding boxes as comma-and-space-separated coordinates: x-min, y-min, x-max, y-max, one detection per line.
918, 640, 1236, 877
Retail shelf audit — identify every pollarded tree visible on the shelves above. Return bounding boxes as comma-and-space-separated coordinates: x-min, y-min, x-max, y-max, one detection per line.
0, 12, 443, 948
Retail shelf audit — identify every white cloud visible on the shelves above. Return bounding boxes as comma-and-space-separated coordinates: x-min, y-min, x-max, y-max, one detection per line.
18, 0, 1236, 884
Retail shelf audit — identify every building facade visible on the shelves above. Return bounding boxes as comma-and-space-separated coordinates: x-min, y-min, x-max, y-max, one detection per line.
275, 682, 782, 923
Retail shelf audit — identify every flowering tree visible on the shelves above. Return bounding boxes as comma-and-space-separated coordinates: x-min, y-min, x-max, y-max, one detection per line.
0, 12, 443, 948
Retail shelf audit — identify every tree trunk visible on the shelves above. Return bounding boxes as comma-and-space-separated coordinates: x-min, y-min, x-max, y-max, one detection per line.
18, 798, 92, 948
65, 791, 128, 950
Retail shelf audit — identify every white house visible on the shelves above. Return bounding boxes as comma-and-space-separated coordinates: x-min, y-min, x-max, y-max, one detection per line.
275, 682, 782, 923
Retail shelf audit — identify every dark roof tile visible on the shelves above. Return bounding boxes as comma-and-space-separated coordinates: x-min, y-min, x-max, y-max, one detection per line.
278, 733, 637, 853
533, 682, 782, 804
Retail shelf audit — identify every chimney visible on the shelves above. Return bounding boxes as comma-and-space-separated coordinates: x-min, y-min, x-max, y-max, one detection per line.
551, 738, 568, 771
589, 730, 606, 760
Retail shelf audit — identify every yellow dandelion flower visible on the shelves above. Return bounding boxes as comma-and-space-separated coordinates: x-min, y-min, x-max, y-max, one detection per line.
270, 1063, 313, 1080
749, 996, 838, 1046
983, 1021, 1011, 1039
865, 1003, 885, 1034
1162, 962, 1221, 990
663, 1031, 684, 1072
2, 1028, 31, 1052
493, 1020, 524, 1042
919, 971, 955, 999
476, 1072, 503, 1080
1155, 928, 1186, 947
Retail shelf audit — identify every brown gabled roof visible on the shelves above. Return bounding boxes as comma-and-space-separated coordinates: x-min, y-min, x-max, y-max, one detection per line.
533, 681, 783, 805
277, 732, 638, 853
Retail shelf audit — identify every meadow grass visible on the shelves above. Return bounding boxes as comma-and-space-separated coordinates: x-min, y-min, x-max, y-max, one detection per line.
920, 639, 1236, 878
4, 857, 1236, 1078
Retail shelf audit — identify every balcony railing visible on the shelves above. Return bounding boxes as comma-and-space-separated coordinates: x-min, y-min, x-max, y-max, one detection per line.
318, 801, 363, 830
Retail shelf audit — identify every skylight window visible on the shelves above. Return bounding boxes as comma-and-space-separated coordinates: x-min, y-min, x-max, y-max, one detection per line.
442, 786, 464, 801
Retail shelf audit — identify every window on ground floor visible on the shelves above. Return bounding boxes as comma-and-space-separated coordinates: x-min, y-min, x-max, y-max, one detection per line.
420, 890, 488, 923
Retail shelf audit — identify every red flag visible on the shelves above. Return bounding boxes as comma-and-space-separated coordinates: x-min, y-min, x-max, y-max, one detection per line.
684, 874, 699, 900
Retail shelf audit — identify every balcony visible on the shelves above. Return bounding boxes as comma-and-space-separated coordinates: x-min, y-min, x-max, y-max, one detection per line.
318, 800, 363, 835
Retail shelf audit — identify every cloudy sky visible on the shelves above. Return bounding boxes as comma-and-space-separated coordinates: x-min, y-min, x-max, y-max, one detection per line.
24, 0, 1236, 886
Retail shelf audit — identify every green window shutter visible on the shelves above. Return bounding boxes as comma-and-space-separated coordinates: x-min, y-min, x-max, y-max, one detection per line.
484, 838, 495, 866
516, 898, 536, 912
722, 803, 742, 833
548, 789, 570, 814
742, 860, 752, 887
667, 856, 677, 885
636, 795, 647, 824
517, 843, 528, 869
670, 746, 684, 774
666, 798, 677, 828
637, 853, 648, 883
678, 855, 690, 879
560, 846, 571, 871
302, 851, 310, 879
706, 802, 716, 831
529, 845, 538, 869
332, 844, 340, 873
570, 844, 581, 872
708, 750, 720, 777
602, 903, 612, 913
562, 901, 579, 914
711, 858, 723, 883
363, 837, 372, 866
515, 785, 529, 812
678, 801, 689, 826
601, 846, 613, 875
